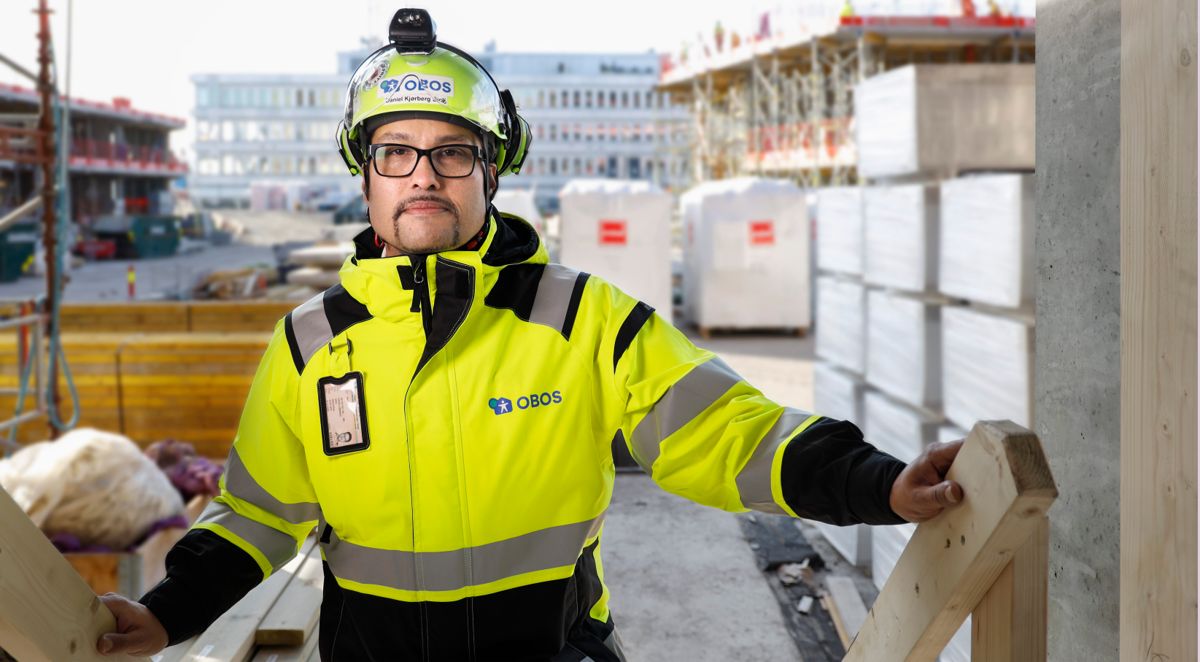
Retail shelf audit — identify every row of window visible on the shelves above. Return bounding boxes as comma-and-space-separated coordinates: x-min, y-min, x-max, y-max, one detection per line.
513, 88, 673, 112
536, 122, 686, 145
194, 154, 346, 177
196, 85, 341, 110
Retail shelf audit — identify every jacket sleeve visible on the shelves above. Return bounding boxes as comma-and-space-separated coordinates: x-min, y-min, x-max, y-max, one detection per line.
599, 289, 908, 527
139, 321, 321, 644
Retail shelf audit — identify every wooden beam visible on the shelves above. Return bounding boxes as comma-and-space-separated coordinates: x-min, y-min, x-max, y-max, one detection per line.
1119, 0, 1199, 659
824, 576, 868, 650
970, 517, 1049, 661
844, 421, 1057, 662
0, 485, 145, 661
177, 537, 314, 662
255, 546, 323, 646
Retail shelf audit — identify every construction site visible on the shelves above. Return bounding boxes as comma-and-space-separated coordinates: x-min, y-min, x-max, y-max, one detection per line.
0, 1, 1194, 661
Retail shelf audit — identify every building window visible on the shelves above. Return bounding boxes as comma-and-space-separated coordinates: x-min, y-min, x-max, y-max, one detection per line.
549, 91, 557, 108
549, 159, 557, 175
585, 90, 593, 108
633, 92, 640, 109
561, 158, 568, 174
537, 124, 545, 140
549, 124, 557, 142
296, 89, 304, 106
621, 91, 629, 108
573, 124, 581, 141
537, 90, 545, 107
597, 90, 605, 108
573, 157, 581, 174
632, 123, 641, 142
572, 90, 580, 108
598, 123, 605, 142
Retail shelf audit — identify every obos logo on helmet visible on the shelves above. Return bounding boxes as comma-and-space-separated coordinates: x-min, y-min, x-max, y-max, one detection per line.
380, 73, 455, 106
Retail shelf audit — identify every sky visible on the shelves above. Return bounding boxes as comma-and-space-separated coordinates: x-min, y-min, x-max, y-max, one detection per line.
0, 0, 763, 155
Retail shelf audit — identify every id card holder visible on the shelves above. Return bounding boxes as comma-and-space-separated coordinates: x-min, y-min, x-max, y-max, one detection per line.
318, 372, 371, 456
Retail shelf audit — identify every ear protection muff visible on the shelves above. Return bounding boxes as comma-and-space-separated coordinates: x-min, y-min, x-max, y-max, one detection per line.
336, 120, 364, 176
494, 89, 531, 176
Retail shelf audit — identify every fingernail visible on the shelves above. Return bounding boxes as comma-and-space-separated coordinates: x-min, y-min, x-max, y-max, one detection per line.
945, 485, 960, 504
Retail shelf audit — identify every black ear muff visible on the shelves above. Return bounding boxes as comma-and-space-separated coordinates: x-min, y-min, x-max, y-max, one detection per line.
336, 120, 364, 176
496, 90, 531, 176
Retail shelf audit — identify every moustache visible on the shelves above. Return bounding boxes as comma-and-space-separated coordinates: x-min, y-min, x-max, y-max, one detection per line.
394, 195, 458, 221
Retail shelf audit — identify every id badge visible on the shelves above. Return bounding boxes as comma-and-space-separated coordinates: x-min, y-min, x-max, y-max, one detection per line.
318, 372, 371, 456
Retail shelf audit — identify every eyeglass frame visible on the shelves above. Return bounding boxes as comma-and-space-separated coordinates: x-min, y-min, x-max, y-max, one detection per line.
366, 142, 484, 178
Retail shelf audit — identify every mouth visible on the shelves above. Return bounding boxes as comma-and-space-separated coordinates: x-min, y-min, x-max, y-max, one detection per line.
400, 200, 451, 216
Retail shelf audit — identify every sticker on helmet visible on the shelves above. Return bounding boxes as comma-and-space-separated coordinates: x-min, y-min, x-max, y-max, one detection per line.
381, 73, 455, 106
359, 61, 390, 91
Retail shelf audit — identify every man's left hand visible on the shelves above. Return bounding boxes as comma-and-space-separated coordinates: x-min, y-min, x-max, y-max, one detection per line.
889, 440, 965, 523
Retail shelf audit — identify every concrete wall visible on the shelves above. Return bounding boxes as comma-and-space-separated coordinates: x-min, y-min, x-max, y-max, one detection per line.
1035, 1, 1122, 659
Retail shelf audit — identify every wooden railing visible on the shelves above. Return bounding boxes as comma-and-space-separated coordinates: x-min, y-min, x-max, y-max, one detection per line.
845, 420, 1058, 662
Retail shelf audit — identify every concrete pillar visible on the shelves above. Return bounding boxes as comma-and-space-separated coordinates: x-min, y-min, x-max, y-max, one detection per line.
1035, 1, 1121, 660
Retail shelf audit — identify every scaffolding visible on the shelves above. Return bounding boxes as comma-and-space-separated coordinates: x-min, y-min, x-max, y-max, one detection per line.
658, 14, 1036, 187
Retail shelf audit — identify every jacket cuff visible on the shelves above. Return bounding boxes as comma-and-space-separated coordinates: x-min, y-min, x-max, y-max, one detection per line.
779, 417, 909, 526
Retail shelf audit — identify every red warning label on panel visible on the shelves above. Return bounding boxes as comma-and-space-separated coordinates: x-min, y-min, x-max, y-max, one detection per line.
599, 219, 628, 245
749, 219, 775, 246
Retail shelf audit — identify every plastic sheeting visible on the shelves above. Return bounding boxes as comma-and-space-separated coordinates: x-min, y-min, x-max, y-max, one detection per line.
864, 390, 940, 464
816, 187, 864, 276
867, 290, 942, 409
492, 189, 545, 236
816, 276, 865, 373
814, 360, 866, 425
560, 179, 673, 322
864, 184, 939, 292
943, 306, 1034, 429
680, 178, 810, 329
856, 64, 1035, 179
871, 521, 917, 591
939, 174, 1035, 309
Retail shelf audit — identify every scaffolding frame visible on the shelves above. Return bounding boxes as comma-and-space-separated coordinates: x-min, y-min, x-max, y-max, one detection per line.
661, 16, 1036, 188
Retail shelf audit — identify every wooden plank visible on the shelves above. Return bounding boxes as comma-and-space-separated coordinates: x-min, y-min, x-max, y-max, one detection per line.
0, 484, 145, 661
971, 516, 1048, 661
150, 636, 196, 662
823, 576, 867, 649
255, 546, 324, 646
250, 616, 320, 662
178, 537, 314, 662
844, 420, 1057, 662
1119, 0, 1199, 659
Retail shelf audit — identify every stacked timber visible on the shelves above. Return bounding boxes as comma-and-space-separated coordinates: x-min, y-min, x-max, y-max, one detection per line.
285, 243, 352, 290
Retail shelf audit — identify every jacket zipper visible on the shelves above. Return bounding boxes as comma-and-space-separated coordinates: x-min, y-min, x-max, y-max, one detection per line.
405, 254, 433, 661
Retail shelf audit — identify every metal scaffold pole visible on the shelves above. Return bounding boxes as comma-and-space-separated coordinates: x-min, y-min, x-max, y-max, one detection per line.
34, 0, 61, 437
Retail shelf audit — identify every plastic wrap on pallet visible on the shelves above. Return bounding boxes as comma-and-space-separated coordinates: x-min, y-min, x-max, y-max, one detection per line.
560, 179, 674, 323
871, 521, 916, 592
816, 187, 864, 276
864, 390, 940, 464
814, 360, 866, 425
943, 306, 1034, 429
680, 178, 810, 330
938, 424, 969, 444
867, 290, 942, 409
815, 520, 872, 568
856, 64, 1035, 179
492, 189, 545, 237
939, 174, 1035, 309
816, 276, 865, 373
864, 184, 939, 292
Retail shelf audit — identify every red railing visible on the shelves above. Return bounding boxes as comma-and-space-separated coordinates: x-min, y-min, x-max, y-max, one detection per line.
69, 138, 187, 174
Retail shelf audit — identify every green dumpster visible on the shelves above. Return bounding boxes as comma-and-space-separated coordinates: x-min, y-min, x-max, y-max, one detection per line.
93, 215, 181, 259
0, 221, 38, 282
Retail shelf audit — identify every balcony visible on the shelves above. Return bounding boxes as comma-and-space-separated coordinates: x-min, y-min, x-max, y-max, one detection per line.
68, 138, 188, 177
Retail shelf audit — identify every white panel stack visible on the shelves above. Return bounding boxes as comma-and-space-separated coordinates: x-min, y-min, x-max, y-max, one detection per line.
814, 360, 866, 425
871, 521, 916, 591
856, 64, 1035, 179
864, 390, 940, 464
816, 276, 866, 374
864, 184, 939, 292
867, 290, 942, 409
560, 179, 674, 322
942, 306, 1034, 429
492, 189, 545, 237
679, 178, 810, 330
816, 187, 864, 276
940, 174, 1035, 309
812, 360, 871, 567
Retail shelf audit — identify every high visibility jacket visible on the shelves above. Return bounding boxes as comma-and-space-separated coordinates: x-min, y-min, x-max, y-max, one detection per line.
141, 212, 906, 661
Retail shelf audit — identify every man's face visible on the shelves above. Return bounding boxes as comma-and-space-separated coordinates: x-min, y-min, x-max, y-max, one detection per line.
363, 118, 497, 255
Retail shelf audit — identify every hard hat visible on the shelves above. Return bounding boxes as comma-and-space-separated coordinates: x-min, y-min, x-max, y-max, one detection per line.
336, 8, 531, 178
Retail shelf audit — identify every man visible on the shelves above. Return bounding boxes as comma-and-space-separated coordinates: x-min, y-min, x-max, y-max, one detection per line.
97, 10, 963, 661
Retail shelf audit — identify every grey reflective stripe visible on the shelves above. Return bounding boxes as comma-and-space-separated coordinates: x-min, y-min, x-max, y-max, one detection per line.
324, 513, 605, 593
629, 357, 743, 470
197, 500, 298, 571
604, 628, 628, 662
224, 448, 321, 525
735, 408, 819, 514
290, 291, 333, 368
529, 264, 579, 333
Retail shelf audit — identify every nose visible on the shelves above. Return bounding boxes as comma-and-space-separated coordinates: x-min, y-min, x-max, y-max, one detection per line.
408, 152, 442, 190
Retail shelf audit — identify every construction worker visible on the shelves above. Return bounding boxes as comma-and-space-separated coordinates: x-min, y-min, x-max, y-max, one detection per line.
96, 9, 964, 660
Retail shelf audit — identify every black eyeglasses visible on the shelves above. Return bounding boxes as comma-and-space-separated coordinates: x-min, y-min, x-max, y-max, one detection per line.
367, 143, 482, 178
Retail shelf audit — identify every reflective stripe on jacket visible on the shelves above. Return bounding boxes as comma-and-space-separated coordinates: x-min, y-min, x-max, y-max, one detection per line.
141, 211, 906, 661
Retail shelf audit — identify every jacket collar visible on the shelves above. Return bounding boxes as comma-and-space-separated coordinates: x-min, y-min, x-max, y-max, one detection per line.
338, 209, 547, 324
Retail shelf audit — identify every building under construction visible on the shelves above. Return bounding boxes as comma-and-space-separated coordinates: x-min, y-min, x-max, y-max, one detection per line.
657, 5, 1035, 186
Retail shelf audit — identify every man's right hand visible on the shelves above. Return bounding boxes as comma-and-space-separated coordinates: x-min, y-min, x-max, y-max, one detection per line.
95, 593, 169, 656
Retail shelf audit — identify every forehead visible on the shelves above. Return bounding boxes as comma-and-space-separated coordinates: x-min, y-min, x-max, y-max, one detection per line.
369, 118, 477, 145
